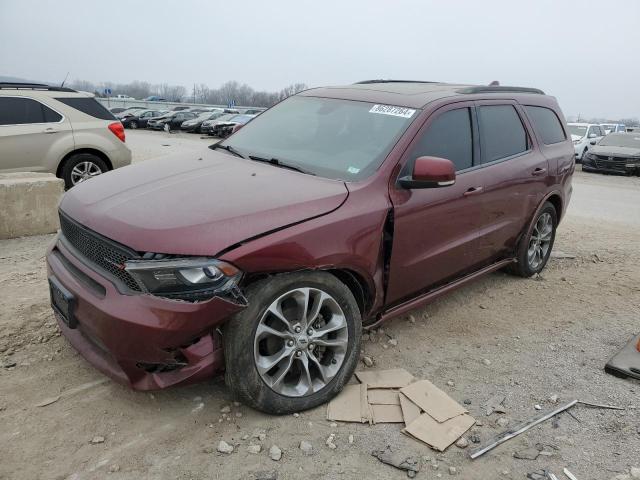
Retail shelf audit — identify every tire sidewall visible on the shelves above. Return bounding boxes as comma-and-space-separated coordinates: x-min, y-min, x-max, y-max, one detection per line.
519, 202, 558, 276
223, 272, 362, 414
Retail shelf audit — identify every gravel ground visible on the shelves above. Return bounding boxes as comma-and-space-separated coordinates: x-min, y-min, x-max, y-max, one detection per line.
0, 132, 638, 480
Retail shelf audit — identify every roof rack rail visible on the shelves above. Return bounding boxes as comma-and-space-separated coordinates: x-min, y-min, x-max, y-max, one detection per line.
457, 86, 545, 95
0, 82, 76, 92
354, 79, 440, 85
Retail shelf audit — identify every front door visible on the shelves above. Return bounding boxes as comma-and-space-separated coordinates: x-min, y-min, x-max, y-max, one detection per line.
386, 102, 484, 305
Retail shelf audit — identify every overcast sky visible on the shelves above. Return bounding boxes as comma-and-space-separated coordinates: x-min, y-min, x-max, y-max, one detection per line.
1, 0, 639, 119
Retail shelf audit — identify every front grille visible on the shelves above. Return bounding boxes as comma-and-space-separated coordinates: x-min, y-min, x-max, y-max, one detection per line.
594, 155, 632, 171
59, 212, 141, 291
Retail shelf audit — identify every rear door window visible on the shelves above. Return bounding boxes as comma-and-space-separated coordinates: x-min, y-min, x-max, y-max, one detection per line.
478, 105, 528, 163
524, 106, 566, 145
54, 97, 116, 120
0, 97, 62, 125
409, 108, 473, 171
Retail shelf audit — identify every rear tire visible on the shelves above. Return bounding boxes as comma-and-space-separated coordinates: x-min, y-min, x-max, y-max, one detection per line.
507, 202, 557, 277
61, 153, 108, 189
130, 121, 138, 129
223, 271, 362, 414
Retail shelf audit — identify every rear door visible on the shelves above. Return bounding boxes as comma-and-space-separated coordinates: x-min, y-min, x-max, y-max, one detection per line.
387, 102, 484, 304
0, 96, 73, 172
471, 101, 549, 263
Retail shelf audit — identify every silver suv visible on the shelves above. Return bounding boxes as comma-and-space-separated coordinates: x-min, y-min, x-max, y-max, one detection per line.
0, 83, 132, 188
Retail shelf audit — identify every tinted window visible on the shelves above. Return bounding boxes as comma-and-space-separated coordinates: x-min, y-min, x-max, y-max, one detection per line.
478, 105, 528, 163
524, 106, 565, 145
409, 108, 473, 171
0, 97, 62, 125
54, 97, 116, 120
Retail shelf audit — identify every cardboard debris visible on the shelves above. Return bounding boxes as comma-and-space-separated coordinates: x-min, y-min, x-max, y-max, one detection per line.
372, 404, 405, 423
399, 392, 422, 426
326, 384, 364, 423
368, 389, 400, 405
404, 412, 476, 451
355, 368, 414, 389
328, 369, 474, 452
400, 379, 467, 423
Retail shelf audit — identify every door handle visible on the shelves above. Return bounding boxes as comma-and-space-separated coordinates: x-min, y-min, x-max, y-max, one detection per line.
463, 186, 483, 196
532, 167, 547, 176
43, 128, 58, 134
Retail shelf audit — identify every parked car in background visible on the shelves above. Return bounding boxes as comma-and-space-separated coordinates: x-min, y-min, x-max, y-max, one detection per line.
582, 132, 640, 175
601, 123, 626, 135
0, 83, 131, 188
212, 114, 257, 138
567, 122, 605, 161
121, 109, 166, 129
114, 94, 135, 100
48, 80, 573, 414
109, 107, 128, 114
201, 113, 237, 134
147, 111, 197, 130
144, 96, 167, 102
180, 111, 227, 133
243, 109, 263, 115
115, 107, 147, 119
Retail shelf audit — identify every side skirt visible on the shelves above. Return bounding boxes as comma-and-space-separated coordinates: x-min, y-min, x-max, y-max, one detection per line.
366, 258, 515, 330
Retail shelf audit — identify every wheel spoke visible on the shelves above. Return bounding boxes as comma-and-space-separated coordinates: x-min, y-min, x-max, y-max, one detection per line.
256, 322, 292, 340
306, 351, 329, 384
312, 313, 347, 338
297, 354, 314, 395
255, 347, 294, 376
267, 303, 293, 332
306, 291, 329, 325
294, 288, 311, 328
313, 337, 347, 348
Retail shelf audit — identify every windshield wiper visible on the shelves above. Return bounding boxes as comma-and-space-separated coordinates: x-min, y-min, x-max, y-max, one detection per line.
210, 143, 247, 159
248, 155, 316, 176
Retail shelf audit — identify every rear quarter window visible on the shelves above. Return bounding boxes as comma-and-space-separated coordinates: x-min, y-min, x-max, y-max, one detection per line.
54, 97, 116, 120
524, 106, 566, 145
478, 105, 528, 163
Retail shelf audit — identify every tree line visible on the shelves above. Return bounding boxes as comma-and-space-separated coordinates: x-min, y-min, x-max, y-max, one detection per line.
68, 79, 308, 107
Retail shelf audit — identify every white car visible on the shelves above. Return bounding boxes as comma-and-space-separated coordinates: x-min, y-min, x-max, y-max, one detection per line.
600, 123, 626, 135
567, 123, 605, 161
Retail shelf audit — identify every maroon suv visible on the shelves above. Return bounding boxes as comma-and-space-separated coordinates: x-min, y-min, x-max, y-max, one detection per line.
47, 80, 574, 413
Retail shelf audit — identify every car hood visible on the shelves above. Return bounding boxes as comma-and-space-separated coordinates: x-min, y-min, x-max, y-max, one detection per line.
60, 149, 349, 256
571, 134, 584, 141
589, 145, 640, 157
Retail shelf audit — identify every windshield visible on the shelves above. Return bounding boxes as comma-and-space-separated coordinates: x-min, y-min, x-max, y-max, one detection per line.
222, 96, 417, 180
598, 133, 640, 148
195, 112, 212, 121
568, 125, 587, 137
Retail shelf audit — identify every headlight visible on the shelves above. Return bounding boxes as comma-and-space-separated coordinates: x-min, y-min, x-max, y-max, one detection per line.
125, 257, 242, 301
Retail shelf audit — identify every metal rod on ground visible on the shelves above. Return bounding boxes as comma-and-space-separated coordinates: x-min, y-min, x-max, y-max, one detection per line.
563, 468, 578, 480
469, 400, 579, 459
578, 401, 625, 410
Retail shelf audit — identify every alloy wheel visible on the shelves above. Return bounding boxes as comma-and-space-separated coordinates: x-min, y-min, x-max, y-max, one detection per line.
527, 212, 553, 270
70, 161, 103, 185
130, 121, 138, 129
253, 287, 349, 397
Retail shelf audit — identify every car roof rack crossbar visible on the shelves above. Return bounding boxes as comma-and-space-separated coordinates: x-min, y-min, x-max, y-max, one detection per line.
354, 79, 441, 85
0, 82, 76, 92
457, 85, 545, 95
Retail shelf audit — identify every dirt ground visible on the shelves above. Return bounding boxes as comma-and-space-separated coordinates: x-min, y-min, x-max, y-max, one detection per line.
1, 131, 639, 480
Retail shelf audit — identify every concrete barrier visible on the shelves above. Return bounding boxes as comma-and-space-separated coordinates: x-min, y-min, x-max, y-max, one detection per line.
0, 173, 64, 239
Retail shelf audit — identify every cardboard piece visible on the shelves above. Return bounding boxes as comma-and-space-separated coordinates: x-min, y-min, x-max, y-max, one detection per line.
355, 368, 415, 389
326, 384, 364, 423
372, 404, 405, 423
360, 383, 372, 423
400, 380, 467, 423
368, 389, 400, 405
399, 392, 422, 426
404, 413, 476, 451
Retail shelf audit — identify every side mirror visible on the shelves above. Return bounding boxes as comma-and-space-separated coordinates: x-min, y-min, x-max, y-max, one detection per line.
590, 140, 597, 145
588, 133, 597, 139
399, 156, 456, 189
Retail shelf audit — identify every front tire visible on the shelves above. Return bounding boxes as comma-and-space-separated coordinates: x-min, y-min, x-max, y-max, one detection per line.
223, 271, 362, 414
508, 202, 557, 277
130, 120, 138, 129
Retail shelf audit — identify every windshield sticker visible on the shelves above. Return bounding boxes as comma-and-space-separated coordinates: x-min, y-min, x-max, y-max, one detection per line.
369, 104, 416, 118
347, 166, 361, 174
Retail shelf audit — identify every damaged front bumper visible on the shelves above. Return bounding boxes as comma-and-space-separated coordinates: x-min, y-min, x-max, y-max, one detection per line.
46, 237, 246, 390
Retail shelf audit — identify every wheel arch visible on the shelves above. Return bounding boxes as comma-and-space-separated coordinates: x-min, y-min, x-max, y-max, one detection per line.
56, 148, 113, 178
